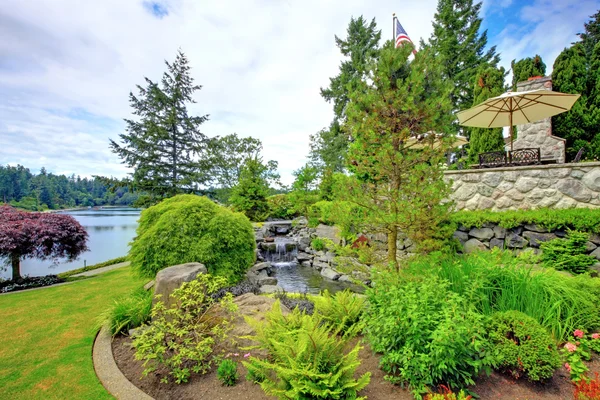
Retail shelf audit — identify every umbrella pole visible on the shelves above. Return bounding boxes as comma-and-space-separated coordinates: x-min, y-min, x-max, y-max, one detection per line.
509, 97, 513, 152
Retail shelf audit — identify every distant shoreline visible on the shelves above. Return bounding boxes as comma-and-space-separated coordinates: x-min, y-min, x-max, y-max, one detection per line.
45, 205, 135, 213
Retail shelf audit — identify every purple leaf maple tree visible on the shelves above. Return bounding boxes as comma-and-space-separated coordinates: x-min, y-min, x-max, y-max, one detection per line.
0, 205, 89, 280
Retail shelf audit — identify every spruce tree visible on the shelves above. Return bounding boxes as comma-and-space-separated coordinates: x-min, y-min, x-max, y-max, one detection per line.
229, 157, 279, 221
511, 55, 546, 89
552, 43, 590, 160
578, 10, 600, 59
587, 42, 600, 159
310, 16, 381, 171
468, 65, 507, 162
110, 51, 209, 203
427, 0, 499, 124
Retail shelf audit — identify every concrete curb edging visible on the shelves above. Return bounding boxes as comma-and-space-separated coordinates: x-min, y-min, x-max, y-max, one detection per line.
93, 325, 153, 400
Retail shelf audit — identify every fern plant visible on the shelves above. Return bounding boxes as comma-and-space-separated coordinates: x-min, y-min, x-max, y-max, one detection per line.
313, 289, 366, 337
540, 231, 597, 274
243, 301, 371, 399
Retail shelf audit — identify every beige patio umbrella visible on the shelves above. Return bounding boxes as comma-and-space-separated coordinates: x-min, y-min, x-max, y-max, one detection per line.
456, 89, 580, 150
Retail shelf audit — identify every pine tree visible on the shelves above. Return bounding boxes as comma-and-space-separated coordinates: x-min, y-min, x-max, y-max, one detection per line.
511, 55, 546, 89
587, 42, 600, 159
229, 157, 279, 221
468, 65, 507, 162
310, 16, 381, 171
340, 43, 454, 269
427, 0, 499, 125
578, 10, 600, 59
552, 43, 590, 160
110, 50, 209, 202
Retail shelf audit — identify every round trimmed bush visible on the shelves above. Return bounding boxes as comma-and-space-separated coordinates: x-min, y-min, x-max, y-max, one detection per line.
129, 194, 255, 283
488, 310, 561, 381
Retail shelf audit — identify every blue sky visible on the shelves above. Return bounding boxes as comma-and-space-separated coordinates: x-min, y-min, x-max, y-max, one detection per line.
0, 0, 598, 185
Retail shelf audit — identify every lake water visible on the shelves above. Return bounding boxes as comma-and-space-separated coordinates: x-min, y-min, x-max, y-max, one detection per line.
1, 207, 141, 280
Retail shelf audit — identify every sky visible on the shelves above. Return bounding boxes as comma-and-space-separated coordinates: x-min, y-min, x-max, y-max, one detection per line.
0, 0, 598, 186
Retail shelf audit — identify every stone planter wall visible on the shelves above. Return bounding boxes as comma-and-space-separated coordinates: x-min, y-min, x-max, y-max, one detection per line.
444, 162, 600, 211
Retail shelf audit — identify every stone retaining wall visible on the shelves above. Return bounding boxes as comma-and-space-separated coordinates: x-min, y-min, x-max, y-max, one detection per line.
444, 162, 600, 211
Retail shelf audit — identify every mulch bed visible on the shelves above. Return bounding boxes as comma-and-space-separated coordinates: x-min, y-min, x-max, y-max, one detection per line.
0, 275, 64, 293
112, 334, 600, 400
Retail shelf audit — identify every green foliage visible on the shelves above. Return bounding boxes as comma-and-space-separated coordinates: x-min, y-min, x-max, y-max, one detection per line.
540, 231, 597, 274
229, 157, 279, 221
342, 43, 455, 267
288, 164, 320, 217
468, 65, 506, 162
579, 10, 600, 61
130, 194, 255, 283
403, 251, 600, 341
487, 311, 560, 381
425, 387, 473, 400
133, 274, 237, 384
313, 290, 366, 337
217, 359, 238, 386
309, 200, 366, 240
245, 358, 267, 383
311, 238, 326, 251
243, 302, 371, 399
511, 55, 546, 89
451, 208, 600, 233
266, 194, 296, 220
110, 51, 210, 201
365, 274, 493, 396
99, 286, 153, 336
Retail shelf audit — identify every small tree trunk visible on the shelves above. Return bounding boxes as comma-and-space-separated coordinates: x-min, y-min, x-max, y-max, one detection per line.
387, 226, 398, 271
11, 254, 21, 280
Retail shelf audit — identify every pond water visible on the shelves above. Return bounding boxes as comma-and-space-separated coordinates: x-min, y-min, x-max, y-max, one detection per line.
1, 207, 141, 280
272, 262, 363, 294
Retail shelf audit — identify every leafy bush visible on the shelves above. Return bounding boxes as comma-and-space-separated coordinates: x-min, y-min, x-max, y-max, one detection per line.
574, 372, 600, 399
100, 286, 153, 335
267, 194, 297, 219
133, 274, 237, 384
311, 237, 326, 251
365, 273, 493, 396
540, 231, 597, 274
403, 251, 600, 341
313, 289, 365, 337
487, 311, 560, 381
129, 194, 255, 283
0, 275, 64, 293
245, 358, 267, 383
243, 301, 371, 399
451, 208, 600, 233
425, 386, 473, 400
217, 359, 238, 386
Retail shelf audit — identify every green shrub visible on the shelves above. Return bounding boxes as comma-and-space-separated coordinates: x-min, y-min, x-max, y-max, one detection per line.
245, 359, 267, 383
425, 386, 473, 400
311, 237, 326, 251
99, 286, 153, 335
313, 289, 365, 337
133, 274, 237, 384
487, 311, 561, 381
217, 359, 238, 386
129, 194, 255, 283
267, 194, 297, 219
243, 301, 371, 399
451, 208, 600, 233
403, 251, 600, 341
540, 231, 597, 274
365, 274, 493, 396
309, 200, 336, 225
309, 200, 368, 240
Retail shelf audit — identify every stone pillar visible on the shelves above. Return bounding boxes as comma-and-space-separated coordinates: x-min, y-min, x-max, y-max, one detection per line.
512, 76, 566, 163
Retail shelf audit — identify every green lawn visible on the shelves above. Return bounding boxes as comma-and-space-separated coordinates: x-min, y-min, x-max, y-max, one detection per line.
0, 267, 147, 399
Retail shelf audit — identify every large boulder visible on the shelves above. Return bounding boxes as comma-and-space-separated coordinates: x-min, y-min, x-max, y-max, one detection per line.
153, 262, 207, 309
463, 238, 486, 253
321, 267, 341, 280
522, 231, 557, 248
314, 224, 341, 245
468, 227, 494, 240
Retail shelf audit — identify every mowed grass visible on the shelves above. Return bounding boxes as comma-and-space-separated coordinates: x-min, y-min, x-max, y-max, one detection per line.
0, 267, 147, 399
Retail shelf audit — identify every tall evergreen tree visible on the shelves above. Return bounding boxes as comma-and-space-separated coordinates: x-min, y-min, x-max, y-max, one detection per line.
468, 65, 507, 162
110, 50, 209, 203
310, 16, 381, 171
511, 55, 546, 89
427, 0, 499, 129
587, 42, 600, 159
552, 43, 590, 160
229, 157, 279, 221
578, 10, 600, 59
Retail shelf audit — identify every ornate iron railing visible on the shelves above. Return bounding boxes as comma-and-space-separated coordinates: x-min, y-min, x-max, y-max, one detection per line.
509, 148, 541, 166
479, 151, 507, 168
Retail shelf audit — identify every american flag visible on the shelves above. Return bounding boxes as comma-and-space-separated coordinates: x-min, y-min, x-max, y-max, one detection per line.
395, 18, 416, 53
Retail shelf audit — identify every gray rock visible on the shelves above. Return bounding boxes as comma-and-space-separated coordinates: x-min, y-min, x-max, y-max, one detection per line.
313, 261, 329, 271
257, 276, 278, 286
300, 260, 312, 267
509, 227, 523, 235
481, 172, 503, 188
296, 252, 312, 262
453, 231, 469, 242
590, 247, 600, 261
523, 224, 550, 233
154, 263, 207, 309
589, 234, 600, 245
338, 274, 353, 283
248, 262, 272, 274
454, 185, 478, 201
582, 169, 600, 191
315, 224, 341, 245
493, 226, 506, 239
457, 225, 470, 232
351, 271, 370, 281
522, 231, 557, 248
292, 216, 308, 228
505, 233, 528, 249
321, 267, 341, 280
297, 237, 312, 251
260, 242, 277, 252
463, 238, 486, 253
590, 262, 600, 277
515, 177, 538, 193
557, 179, 592, 202
468, 227, 494, 240
260, 285, 283, 294
586, 241, 598, 252
490, 238, 504, 250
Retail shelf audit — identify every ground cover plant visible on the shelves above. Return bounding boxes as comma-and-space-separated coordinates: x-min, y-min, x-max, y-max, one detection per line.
0, 266, 146, 399
243, 301, 371, 399
217, 359, 238, 386
0, 274, 64, 293
129, 194, 255, 283
403, 250, 600, 341
99, 286, 153, 335
540, 231, 597, 274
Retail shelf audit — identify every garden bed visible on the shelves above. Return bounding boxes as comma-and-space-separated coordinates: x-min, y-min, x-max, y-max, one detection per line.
0, 274, 64, 293
111, 333, 600, 400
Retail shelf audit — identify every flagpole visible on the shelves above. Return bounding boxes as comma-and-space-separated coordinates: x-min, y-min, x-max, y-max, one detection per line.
392, 13, 396, 43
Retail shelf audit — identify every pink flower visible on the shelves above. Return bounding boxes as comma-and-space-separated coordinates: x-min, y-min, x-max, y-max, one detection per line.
565, 363, 572, 372
564, 342, 578, 352
244, 353, 251, 358
592, 333, 600, 340
233, 353, 239, 357
574, 329, 585, 338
